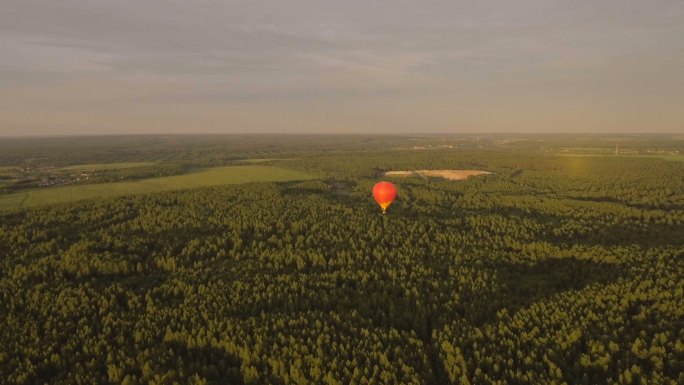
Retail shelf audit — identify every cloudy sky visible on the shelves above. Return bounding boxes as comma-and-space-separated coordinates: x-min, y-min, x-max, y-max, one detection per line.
1, 0, 683, 135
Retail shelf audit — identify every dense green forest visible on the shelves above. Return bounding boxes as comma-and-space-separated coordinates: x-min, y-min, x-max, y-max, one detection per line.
0, 135, 682, 384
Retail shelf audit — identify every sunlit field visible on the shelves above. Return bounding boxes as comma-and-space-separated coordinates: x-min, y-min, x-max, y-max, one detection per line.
0, 165, 313, 210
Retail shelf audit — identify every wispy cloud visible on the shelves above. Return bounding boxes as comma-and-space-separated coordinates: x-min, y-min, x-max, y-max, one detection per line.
1, 0, 683, 134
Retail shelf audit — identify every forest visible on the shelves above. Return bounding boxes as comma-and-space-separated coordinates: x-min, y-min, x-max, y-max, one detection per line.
0, 134, 682, 385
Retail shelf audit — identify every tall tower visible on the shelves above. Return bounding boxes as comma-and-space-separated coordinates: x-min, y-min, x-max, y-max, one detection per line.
615, 144, 619, 156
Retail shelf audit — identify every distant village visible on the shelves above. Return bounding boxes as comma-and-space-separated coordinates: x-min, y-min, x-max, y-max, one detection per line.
0, 165, 99, 190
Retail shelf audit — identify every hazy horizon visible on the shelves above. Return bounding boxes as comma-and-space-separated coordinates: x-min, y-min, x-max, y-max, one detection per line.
2, 0, 683, 136
2, 132, 682, 139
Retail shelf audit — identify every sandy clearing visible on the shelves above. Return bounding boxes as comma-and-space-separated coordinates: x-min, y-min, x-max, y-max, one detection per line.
384, 170, 492, 180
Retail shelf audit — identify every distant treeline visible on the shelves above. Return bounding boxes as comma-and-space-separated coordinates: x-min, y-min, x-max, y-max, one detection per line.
1, 133, 681, 166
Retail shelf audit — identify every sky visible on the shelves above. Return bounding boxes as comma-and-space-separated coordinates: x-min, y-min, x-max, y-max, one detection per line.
1, 0, 683, 136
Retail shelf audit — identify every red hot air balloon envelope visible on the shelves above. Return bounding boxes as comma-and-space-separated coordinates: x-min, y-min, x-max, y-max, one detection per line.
373, 181, 397, 214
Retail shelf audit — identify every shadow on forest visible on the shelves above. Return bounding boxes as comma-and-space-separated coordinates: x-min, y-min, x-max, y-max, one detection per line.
547, 221, 684, 248
332, 258, 622, 334
489, 258, 623, 323
342, 257, 621, 385
68, 271, 168, 294
567, 195, 684, 212
164, 341, 247, 385
237, 258, 622, 339
321, 257, 621, 336
222, 257, 622, 385
279, 179, 357, 202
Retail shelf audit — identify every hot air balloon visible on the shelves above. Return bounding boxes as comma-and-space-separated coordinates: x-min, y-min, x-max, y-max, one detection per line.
372, 181, 397, 214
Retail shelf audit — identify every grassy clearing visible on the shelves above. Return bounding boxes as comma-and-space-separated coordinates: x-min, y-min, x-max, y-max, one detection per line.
60, 162, 156, 171
0, 165, 314, 211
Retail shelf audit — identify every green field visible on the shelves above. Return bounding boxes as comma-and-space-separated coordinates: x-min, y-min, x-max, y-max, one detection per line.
59, 162, 156, 171
555, 153, 684, 161
237, 158, 280, 163
624, 154, 684, 162
0, 166, 19, 175
0, 165, 313, 210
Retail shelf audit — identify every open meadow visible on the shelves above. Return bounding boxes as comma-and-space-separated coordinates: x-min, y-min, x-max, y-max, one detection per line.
0, 165, 314, 211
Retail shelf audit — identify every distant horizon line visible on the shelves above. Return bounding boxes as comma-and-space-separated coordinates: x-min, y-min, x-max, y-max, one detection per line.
0, 132, 681, 139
